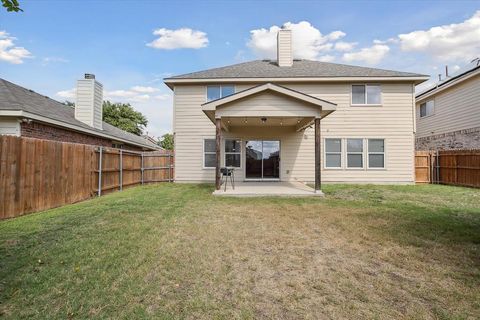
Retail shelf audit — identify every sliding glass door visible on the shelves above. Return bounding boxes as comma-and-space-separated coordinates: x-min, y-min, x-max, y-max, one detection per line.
245, 140, 280, 180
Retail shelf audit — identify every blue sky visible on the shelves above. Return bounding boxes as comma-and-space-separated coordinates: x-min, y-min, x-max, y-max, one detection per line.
1, 0, 479, 137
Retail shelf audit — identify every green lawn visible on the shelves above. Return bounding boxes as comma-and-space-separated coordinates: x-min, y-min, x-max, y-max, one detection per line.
1, 184, 479, 319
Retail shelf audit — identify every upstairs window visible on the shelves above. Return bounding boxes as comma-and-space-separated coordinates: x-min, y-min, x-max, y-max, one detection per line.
419, 100, 434, 118
352, 84, 381, 105
207, 85, 235, 102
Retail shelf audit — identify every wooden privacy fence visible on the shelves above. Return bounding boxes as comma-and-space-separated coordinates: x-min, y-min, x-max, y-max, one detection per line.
0, 135, 174, 220
415, 150, 480, 188
95, 147, 173, 195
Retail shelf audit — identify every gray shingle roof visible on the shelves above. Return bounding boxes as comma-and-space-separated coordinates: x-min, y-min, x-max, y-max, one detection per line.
167, 59, 428, 79
0, 78, 159, 150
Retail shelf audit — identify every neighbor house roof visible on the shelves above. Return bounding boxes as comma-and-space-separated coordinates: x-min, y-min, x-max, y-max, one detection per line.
416, 59, 480, 101
165, 59, 429, 85
0, 78, 159, 150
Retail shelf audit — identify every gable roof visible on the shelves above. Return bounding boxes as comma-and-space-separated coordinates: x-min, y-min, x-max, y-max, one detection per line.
201, 83, 336, 125
166, 59, 429, 82
0, 78, 159, 150
202, 82, 336, 110
416, 60, 480, 100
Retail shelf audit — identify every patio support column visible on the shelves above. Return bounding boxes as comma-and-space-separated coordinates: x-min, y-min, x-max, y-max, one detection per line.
314, 117, 321, 191
215, 117, 221, 190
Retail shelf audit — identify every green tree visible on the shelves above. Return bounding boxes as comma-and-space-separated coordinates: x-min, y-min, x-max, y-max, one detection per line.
158, 133, 174, 150
102, 101, 148, 136
2, 0, 22, 12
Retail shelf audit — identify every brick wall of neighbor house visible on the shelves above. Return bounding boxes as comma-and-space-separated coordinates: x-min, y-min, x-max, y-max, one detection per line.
20, 121, 143, 150
416, 126, 480, 150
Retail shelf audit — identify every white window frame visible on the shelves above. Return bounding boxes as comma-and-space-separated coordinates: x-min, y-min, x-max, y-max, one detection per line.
351, 84, 382, 106
419, 100, 434, 118
206, 85, 236, 102
224, 138, 241, 168
324, 138, 342, 169
367, 138, 386, 170
346, 138, 365, 169
203, 138, 216, 169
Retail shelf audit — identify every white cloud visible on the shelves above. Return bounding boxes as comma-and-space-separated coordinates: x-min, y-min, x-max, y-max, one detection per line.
334, 41, 357, 52
317, 55, 335, 62
326, 31, 346, 41
342, 44, 390, 65
154, 94, 171, 100
41, 56, 68, 66
106, 90, 138, 98
0, 30, 33, 64
247, 21, 346, 60
373, 38, 398, 45
398, 10, 480, 61
147, 28, 208, 50
56, 88, 76, 99
130, 86, 160, 93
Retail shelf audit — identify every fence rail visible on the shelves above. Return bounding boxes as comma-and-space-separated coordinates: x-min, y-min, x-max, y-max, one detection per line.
415, 150, 480, 188
0, 136, 174, 220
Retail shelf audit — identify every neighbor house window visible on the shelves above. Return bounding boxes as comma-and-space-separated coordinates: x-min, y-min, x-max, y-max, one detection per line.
207, 85, 235, 102
203, 139, 216, 168
368, 139, 385, 168
352, 84, 381, 105
224, 139, 241, 168
419, 100, 434, 118
347, 138, 364, 168
325, 138, 342, 168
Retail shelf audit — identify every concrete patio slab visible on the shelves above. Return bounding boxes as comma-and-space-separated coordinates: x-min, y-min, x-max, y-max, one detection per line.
212, 181, 324, 197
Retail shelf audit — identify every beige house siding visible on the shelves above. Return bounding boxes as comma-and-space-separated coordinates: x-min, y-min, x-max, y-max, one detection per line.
216, 91, 322, 118
173, 82, 415, 184
416, 74, 480, 138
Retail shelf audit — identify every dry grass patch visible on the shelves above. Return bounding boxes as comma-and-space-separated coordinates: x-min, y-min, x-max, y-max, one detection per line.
0, 184, 479, 319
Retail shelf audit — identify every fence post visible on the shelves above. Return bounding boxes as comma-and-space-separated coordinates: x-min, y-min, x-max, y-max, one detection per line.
436, 150, 440, 184
119, 149, 123, 191
168, 153, 171, 182
454, 153, 458, 184
98, 146, 103, 196
141, 152, 144, 185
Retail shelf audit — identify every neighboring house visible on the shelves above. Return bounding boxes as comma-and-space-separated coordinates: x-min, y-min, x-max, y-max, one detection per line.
164, 29, 428, 191
415, 59, 480, 150
0, 75, 159, 151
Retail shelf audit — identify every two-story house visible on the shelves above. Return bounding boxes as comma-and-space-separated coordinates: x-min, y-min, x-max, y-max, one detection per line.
415, 59, 480, 150
164, 29, 428, 194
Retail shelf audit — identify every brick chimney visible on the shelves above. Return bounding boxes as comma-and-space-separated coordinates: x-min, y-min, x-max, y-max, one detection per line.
75, 74, 103, 130
277, 28, 293, 67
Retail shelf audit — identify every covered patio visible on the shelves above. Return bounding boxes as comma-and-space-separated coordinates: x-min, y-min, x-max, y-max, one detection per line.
201, 83, 336, 196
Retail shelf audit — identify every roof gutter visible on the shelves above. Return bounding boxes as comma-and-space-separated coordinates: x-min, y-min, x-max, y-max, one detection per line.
164, 76, 430, 89
0, 110, 158, 150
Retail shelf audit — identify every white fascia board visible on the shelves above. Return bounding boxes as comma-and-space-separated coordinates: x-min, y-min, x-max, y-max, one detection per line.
165, 76, 430, 88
